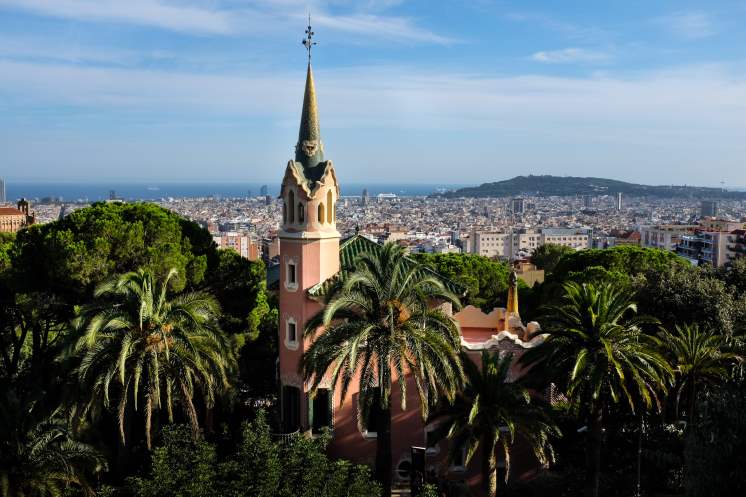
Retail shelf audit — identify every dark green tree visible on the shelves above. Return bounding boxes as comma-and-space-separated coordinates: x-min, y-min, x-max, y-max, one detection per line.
0, 387, 106, 497
530, 243, 575, 275
433, 351, 559, 497
412, 252, 511, 309
73, 268, 234, 449
130, 410, 380, 497
520, 282, 672, 497
302, 243, 465, 496
659, 323, 738, 422
640, 264, 746, 337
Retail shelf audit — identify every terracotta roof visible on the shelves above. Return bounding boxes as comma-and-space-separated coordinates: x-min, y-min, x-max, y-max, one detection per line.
0, 207, 23, 216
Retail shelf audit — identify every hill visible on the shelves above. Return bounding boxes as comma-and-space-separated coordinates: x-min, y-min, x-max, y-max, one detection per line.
444, 175, 746, 199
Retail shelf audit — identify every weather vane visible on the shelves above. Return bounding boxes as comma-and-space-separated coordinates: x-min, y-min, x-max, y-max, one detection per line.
302, 13, 316, 62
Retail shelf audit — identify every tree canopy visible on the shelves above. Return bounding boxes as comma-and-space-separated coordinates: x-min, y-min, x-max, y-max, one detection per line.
412, 252, 513, 309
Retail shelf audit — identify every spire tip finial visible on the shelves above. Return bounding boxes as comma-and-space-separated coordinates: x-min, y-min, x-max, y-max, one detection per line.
302, 13, 317, 63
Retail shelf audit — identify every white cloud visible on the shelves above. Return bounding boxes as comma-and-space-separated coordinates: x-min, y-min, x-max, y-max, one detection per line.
0, 0, 453, 44
531, 48, 610, 64
2, 59, 744, 132
658, 11, 716, 40
314, 13, 456, 44
0, 0, 233, 34
2, 60, 745, 183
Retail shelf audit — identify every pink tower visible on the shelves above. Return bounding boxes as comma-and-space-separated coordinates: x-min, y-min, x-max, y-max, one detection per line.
277, 42, 340, 433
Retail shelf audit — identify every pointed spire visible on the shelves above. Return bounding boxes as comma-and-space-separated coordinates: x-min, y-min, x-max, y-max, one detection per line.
295, 16, 324, 170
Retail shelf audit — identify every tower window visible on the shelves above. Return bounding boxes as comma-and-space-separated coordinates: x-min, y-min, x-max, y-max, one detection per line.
288, 190, 295, 223
288, 262, 296, 285
297, 202, 305, 223
284, 317, 299, 350
318, 202, 325, 224
327, 190, 333, 224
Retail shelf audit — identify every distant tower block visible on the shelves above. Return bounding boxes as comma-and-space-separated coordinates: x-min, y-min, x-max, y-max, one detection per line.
701, 200, 718, 218
616, 192, 623, 211
583, 195, 593, 210
109, 190, 116, 201
361, 188, 369, 206
260, 185, 268, 196
511, 197, 525, 215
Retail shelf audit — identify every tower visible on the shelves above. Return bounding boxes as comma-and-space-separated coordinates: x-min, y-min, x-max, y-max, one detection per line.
277, 20, 340, 433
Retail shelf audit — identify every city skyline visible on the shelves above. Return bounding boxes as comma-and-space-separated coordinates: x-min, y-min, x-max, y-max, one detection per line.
1, 0, 745, 186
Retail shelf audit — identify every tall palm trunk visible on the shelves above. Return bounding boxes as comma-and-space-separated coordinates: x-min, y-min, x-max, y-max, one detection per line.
585, 405, 603, 497
376, 406, 393, 497
482, 441, 498, 497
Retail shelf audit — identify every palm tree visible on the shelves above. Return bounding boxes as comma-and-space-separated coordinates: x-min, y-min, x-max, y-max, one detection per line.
433, 351, 559, 497
520, 282, 671, 497
659, 323, 738, 423
0, 388, 105, 497
302, 242, 465, 496
73, 268, 234, 449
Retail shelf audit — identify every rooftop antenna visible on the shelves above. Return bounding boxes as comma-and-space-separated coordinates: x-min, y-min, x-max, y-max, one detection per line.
302, 13, 317, 62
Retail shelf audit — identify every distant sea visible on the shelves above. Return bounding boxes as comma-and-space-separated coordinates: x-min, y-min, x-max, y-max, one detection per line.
5, 181, 470, 203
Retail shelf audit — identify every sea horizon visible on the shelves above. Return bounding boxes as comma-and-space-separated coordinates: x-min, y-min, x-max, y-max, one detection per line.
3, 181, 471, 203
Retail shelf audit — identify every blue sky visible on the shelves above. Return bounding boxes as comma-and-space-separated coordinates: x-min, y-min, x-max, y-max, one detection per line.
1, 0, 745, 187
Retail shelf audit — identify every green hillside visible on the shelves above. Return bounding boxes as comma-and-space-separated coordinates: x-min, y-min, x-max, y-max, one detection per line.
444, 175, 746, 198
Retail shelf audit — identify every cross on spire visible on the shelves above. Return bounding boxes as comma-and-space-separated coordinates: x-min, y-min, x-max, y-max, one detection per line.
302, 13, 316, 62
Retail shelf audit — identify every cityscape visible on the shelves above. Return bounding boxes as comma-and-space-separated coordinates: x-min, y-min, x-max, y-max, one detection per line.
5, 183, 745, 269
1, 2, 745, 497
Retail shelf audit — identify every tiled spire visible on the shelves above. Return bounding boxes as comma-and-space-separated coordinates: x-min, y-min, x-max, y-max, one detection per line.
294, 62, 324, 169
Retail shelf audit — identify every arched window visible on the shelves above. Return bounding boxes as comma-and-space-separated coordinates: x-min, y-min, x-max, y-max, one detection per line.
318, 202, 325, 224
288, 190, 295, 223
297, 202, 305, 223
326, 190, 333, 224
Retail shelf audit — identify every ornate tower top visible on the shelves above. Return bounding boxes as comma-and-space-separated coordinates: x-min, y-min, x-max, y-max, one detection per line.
295, 16, 325, 173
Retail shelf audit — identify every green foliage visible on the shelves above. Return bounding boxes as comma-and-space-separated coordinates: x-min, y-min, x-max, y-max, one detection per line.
11, 202, 213, 300
0, 386, 106, 497
205, 249, 269, 339
551, 245, 685, 283
129, 411, 380, 497
433, 351, 559, 497
412, 252, 511, 309
658, 323, 738, 421
640, 264, 746, 336
73, 268, 235, 449
522, 282, 672, 412
520, 282, 672, 497
530, 244, 574, 275
684, 378, 746, 496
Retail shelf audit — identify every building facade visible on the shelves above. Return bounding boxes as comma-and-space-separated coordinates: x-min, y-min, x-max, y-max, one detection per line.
640, 224, 697, 251
469, 228, 590, 260
212, 231, 260, 260
0, 199, 35, 233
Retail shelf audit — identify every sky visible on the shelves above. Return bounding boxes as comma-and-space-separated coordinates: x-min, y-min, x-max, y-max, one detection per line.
0, 0, 745, 187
